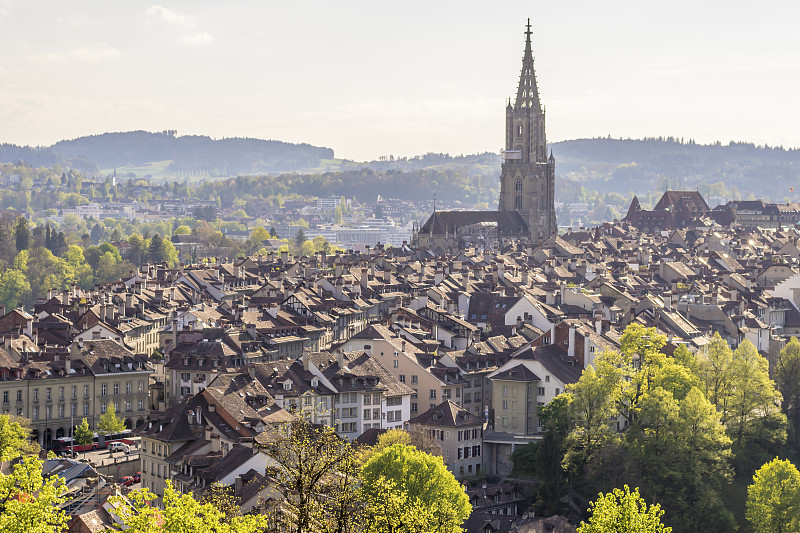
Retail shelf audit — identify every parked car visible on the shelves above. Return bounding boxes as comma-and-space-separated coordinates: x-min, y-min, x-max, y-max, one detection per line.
132, 472, 141, 483
119, 476, 135, 487
108, 442, 131, 453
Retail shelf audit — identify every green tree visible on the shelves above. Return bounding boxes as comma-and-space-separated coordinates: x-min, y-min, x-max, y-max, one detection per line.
173, 225, 192, 235
127, 234, 149, 266
98, 402, 125, 436
112, 481, 271, 532
0, 456, 68, 532
250, 226, 270, 243
358, 428, 441, 466
566, 359, 620, 459
360, 443, 471, 533
74, 418, 94, 456
294, 228, 307, 251
775, 338, 800, 453
577, 485, 671, 533
0, 415, 39, 459
262, 421, 361, 533
13, 216, 30, 252
159, 238, 178, 267
696, 333, 735, 425
746, 458, 800, 533
727, 340, 785, 469
0, 269, 30, 312
148, 233, 164, 263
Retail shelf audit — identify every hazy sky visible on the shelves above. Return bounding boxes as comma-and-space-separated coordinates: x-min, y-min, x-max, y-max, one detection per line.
1, 1, 798, 161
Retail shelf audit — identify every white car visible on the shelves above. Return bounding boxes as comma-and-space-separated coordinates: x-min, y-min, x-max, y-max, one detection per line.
108, 442, 130, 453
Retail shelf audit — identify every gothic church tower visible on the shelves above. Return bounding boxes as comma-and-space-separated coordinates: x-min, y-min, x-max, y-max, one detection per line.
497, 20, 556, 241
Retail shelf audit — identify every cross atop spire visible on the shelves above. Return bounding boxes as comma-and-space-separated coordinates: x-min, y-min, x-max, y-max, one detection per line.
514, 19, 541, 112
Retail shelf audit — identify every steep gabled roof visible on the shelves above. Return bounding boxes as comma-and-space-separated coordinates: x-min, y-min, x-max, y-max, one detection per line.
409, 400, 482, 427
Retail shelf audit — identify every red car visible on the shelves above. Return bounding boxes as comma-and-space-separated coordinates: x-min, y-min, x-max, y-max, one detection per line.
132, 472, 141, 483
119, 476, 135, 487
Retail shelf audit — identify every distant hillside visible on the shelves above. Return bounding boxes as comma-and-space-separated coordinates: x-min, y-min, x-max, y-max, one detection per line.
0, 131, 335, 177
52, 131, 334, 175
552, 137, 800, 202
0, 143, 98, 174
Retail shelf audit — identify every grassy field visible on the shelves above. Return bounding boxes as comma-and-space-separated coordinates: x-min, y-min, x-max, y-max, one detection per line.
100, 160, 175, 179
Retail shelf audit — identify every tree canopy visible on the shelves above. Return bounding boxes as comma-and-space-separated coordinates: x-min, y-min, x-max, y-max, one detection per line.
360, 443, 471, 533
577, 485, 671, 533
746, 458, 800, 533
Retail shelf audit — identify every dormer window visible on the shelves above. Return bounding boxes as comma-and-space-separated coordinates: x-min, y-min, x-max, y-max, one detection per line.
183, 358, 190, 366
311, 378, 319, 388
283, 380, 292, 390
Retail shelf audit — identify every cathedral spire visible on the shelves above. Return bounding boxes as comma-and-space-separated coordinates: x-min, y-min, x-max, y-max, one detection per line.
514, 18, 541, 112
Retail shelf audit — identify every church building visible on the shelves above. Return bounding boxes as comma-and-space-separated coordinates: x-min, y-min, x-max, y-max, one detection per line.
415, 20, 557, 254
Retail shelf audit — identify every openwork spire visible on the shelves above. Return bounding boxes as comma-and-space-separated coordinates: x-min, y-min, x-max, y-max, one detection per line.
514, 18, 541, 111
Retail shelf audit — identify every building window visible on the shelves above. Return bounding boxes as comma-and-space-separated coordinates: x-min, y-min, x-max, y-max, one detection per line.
32, 407, 38, 421
46, 388, 51, 401
399, 374, 406, 383
101, 403, 107, 414
545, 375, 550, 383
411, 375, 418, 385
58, 404, 64, 418
58, 387, 64, 400
71, 386, 77, 399
71, 404, 77, 417
84, 385, 90, 398
139, 381, 144, 393
101, 385, 107, 396
393, 360, 398, 368
138, 400, 144, 411
126, 401, 132, 412
126, 382, 132, 394
33, 389, 38, 402
83, 403, 89, 416
538, 387, 546, 395
2, 392, 6, 403
411, 402, 418, 413
16, 390, 21, 402
430, 390, 437, 399
113, 383, 119, 395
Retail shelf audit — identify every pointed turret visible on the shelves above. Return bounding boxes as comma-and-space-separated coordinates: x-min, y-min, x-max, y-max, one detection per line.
514, 18, 541, 112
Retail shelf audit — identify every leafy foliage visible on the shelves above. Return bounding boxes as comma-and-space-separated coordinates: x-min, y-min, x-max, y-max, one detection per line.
360, 443, 471, 533
746, 458, 800, 533
112, 481, 271, 532
98, 402, 126, 436
577, 485, 671, 533
0, 455, 69, 533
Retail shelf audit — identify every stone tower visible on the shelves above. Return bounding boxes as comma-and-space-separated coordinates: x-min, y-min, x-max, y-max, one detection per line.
497, 19, 556, 241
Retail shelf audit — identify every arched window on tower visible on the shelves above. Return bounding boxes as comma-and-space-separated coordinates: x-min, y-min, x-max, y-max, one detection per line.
514, 179, 523, 210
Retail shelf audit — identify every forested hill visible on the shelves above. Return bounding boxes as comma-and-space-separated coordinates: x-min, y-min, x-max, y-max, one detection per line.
0, 131, 334, 175
2, 134, 799, 203
552, 137, 800, 201
52, 131, 334, 174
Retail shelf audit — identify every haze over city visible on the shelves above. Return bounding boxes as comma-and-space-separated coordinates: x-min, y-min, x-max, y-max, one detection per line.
1, 0, 798, 161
